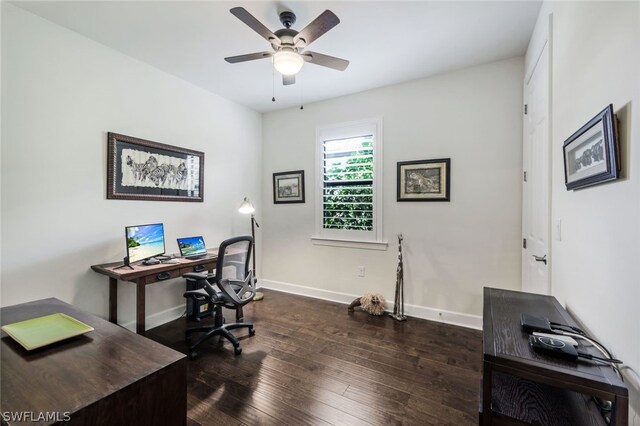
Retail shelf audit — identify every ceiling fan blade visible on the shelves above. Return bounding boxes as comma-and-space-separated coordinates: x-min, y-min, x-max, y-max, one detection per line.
283, 75, 296, 86
224, 52, 273, 64
293, 10, 340, 47
230, 7, 280, 45
301, 51, 349, 71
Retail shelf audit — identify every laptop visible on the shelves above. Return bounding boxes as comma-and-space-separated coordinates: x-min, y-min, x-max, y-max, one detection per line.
177, 236, 208, 260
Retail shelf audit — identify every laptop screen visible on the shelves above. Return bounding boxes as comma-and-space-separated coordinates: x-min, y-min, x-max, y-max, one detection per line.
177, 236, 207, 257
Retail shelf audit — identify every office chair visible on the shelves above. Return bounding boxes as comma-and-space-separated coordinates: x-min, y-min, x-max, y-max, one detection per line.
183, 235, 256, 357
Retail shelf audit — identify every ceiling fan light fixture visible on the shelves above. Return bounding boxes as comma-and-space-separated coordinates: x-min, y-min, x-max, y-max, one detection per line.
273, 48, 304, 76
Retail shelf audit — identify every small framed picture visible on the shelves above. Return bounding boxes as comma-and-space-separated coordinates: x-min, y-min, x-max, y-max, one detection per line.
563, 104, 619, 190
397, 158, 450, 202
273, 170, 305, 204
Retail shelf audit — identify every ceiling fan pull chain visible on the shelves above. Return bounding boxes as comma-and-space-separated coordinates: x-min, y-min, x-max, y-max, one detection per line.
299, 72, 304, 110
272, 59, 276, 102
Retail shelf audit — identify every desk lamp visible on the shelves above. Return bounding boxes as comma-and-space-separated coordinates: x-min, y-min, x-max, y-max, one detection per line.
239, 197, 263, 301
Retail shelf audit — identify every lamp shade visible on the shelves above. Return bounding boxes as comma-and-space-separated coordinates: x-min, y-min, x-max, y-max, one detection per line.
273, 48, 304, 76
238, 197, 255, 214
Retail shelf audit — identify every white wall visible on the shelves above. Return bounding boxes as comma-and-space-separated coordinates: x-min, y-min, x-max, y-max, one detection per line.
261, 57, 524, 327
530, 1, 640, 422
0, 4, 263, 329
0, 2, 3, 306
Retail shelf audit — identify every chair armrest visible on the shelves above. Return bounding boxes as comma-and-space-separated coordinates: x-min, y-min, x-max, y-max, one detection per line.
218, 275, 255, 307
183, 272, 210, 281
183, 288, 209, 300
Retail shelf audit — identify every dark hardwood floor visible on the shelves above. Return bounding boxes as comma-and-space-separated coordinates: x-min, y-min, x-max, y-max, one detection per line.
146, 289, 482, 426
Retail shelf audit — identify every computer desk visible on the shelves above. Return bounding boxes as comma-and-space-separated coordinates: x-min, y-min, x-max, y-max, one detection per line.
91, 253, 217, 335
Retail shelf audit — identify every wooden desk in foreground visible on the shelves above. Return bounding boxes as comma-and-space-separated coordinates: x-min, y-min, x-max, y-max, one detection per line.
0, 298, 186, 426
91, 254, 217, 334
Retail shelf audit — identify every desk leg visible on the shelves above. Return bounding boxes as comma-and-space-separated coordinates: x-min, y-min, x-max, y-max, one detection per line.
109, 277, 118, 324
482, 361, 492, 425
136, 279, 146, 335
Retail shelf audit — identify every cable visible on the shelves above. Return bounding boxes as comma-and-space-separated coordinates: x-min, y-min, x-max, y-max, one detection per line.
556, 330, 623, 380
578, 352, 623, 364
555, 330, 612, 358
547, 324, 622, 425
550, 321, 586, 335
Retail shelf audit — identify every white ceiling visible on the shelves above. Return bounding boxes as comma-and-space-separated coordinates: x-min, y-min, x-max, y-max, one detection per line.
12, 1, 542, 113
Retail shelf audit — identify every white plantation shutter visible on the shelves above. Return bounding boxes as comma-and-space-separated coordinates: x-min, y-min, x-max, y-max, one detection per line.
315, 118, 383, 244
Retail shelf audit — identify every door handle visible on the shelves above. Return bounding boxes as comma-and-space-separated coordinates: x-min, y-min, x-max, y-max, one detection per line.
532, 254, 547, 265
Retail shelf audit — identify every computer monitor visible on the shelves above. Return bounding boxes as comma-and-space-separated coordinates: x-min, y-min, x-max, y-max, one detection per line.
125, 223, 166, 265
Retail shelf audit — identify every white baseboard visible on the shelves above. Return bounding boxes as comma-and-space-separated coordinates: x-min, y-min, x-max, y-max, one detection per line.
260, 279, 482, 330
120, 304, 185, 333
401, 300, 482, 330
125, 280, 482, 332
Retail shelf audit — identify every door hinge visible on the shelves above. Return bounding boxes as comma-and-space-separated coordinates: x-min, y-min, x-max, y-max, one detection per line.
524, 104, 528, 115
523, 238, 527, 249
524, 171, 527, 182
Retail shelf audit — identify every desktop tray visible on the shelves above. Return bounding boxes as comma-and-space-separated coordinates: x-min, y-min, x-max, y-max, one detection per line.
1, 312, 94, 351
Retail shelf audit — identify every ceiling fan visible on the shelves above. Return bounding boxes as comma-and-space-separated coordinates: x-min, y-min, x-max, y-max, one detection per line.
224, 7, 349, 86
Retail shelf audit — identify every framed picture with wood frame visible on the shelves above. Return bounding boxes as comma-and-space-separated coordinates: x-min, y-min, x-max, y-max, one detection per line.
273, 170, 305, 204
563, 104, 619, 191
397, 158, 450, 201
107, 132, 204, 202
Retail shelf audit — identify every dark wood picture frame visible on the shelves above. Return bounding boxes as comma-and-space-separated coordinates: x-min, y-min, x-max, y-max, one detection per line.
107, 132, 204, 202
273, 170, 305, 204
397, 158, 450, 202
563, 104, 619, 191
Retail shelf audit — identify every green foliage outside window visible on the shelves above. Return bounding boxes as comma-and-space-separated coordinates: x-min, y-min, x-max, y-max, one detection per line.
323, 139, 374, 231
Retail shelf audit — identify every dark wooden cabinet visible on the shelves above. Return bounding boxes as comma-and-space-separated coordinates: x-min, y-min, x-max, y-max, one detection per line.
1, 298, 187, 426
480, 287, 628, 425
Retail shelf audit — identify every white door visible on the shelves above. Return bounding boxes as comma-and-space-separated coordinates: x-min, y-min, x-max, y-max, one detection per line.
522, 41, 550, 295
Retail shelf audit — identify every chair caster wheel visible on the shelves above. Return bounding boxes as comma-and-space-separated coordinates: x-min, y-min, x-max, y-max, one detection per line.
189, 351, 198, 359
249, 328, 256, 336
234, 347, 242, 355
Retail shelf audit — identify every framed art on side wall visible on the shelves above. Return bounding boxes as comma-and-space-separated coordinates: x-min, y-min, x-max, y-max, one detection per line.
563, 104, 619, 190
397, 158, 450, 201
273, 170, 305, 204
107, 132, 204, 202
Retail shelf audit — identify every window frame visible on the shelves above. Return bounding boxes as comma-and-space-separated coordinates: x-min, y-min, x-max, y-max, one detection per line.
314, 117, 385, 248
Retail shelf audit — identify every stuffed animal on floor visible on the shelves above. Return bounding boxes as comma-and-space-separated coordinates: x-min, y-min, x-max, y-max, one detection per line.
348, 292, 386, 316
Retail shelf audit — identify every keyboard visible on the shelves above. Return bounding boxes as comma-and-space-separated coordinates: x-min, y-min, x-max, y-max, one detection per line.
184, 254, 207, 260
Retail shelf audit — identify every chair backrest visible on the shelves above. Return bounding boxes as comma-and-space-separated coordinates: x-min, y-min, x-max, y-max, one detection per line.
213, 235, 256, 307
215, 235, 253, 282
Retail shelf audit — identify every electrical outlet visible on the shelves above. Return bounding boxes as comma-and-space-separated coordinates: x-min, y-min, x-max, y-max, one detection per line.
357, 266, 365, 277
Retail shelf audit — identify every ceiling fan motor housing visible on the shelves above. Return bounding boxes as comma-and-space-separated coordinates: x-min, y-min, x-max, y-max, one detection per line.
279, 11, 296, 28
273, 28, 298, 50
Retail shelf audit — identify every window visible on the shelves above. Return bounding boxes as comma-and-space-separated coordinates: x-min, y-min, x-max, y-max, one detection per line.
314, 118, 385, 248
